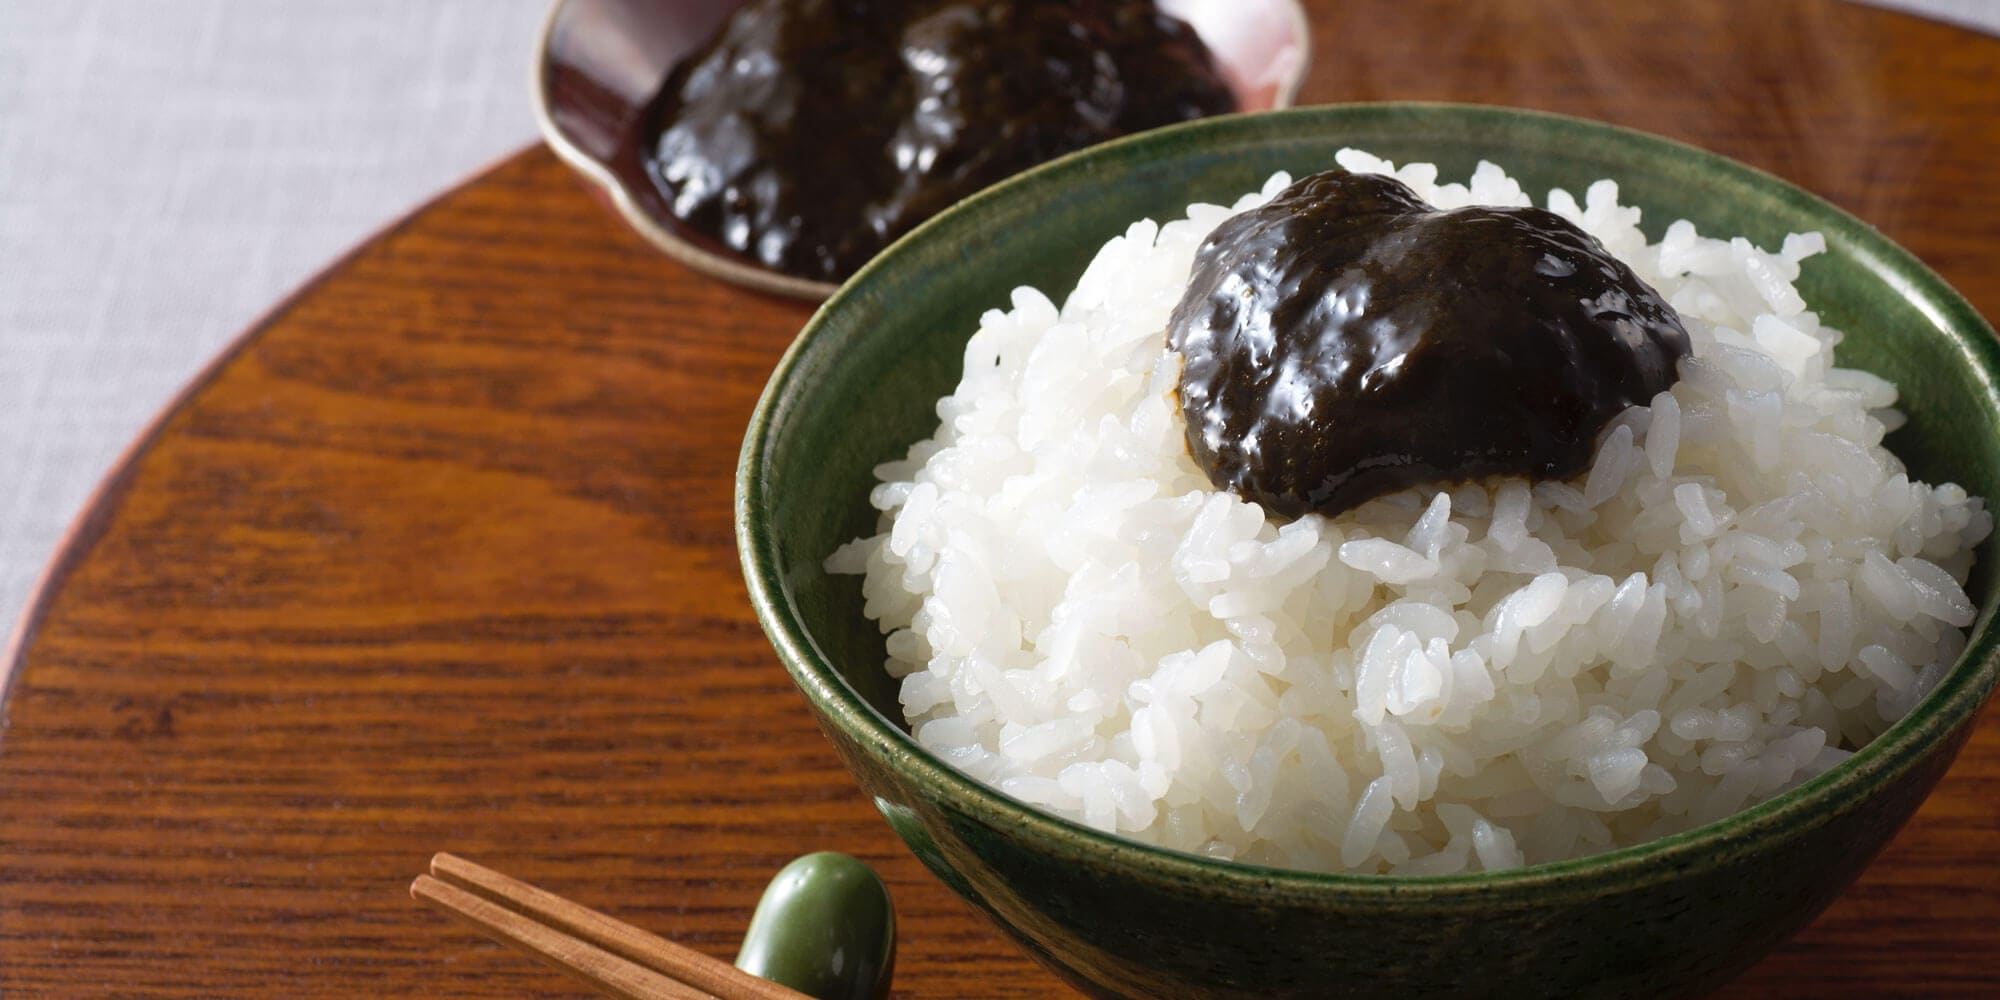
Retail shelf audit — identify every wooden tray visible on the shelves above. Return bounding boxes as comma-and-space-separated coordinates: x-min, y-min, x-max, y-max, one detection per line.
4, 1, 1997, 995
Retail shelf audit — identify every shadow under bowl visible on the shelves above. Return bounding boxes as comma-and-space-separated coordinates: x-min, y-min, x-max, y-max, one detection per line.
738, 104, 2000, 998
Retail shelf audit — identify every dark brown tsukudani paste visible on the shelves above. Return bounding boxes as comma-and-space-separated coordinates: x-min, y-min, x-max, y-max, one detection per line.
643, 0, 1237, 283
1168, 168, 1692, 519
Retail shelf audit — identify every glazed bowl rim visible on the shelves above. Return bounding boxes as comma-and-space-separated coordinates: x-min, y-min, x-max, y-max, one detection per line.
738, 101, 2000, 906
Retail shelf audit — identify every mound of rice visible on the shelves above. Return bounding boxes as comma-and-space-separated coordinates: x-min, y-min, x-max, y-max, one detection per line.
826, 150, 1990, 874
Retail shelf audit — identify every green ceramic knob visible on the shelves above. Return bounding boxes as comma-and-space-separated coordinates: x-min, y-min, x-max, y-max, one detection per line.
735, 852, 896, 1000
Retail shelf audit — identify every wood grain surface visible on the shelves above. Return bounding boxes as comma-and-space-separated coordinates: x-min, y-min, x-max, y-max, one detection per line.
4, 1, 1998, 996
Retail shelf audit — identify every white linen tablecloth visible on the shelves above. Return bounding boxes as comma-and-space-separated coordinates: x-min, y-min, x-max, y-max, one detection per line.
1, 0, 1994, 636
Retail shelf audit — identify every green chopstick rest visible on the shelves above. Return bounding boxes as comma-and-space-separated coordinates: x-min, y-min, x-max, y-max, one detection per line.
734, 852, 896, 1000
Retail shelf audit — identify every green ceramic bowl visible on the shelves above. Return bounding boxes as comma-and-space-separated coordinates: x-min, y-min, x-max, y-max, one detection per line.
736, 104, 2000, 999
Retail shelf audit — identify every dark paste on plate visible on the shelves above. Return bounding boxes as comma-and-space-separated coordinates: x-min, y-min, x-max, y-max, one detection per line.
1168, 168, 1691, 520
643, 0, 1237, 283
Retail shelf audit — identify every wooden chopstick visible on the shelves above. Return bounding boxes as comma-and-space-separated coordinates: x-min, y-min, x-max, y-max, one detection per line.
413, 853, 810, 1000
411, 874, 715, 1000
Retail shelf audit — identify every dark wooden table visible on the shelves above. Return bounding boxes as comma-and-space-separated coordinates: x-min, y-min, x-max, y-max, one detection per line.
5, 1, 1998, 996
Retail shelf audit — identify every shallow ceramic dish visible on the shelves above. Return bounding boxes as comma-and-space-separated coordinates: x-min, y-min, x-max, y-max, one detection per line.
738, 104, 2000, 998
531, 0, 1312, 301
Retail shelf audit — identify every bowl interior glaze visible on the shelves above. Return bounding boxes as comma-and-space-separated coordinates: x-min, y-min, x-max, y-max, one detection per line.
738, 103, 2000, 996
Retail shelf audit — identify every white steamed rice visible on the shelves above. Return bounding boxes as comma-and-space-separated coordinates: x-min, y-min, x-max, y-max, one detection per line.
825, 150, 1990, 874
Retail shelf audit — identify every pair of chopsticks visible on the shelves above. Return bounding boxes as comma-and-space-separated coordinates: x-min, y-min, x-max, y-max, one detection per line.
412, 853, 810, 1000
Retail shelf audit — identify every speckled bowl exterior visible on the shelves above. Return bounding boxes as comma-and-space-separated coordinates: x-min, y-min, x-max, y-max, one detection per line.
737, 104, 2000, 999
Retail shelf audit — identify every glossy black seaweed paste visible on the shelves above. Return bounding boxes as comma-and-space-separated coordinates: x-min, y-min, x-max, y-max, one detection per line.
644, 0, 1237, 283
1168, 168, 1692, 519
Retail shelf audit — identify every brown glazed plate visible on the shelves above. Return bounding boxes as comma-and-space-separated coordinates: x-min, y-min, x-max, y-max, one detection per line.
530, 0, 1314, 301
